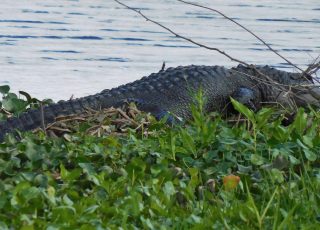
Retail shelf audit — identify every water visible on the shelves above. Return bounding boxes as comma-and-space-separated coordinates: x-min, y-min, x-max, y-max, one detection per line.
0, 0, 319, 101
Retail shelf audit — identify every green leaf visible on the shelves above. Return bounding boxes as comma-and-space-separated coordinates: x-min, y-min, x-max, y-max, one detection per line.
302, 135, 313, 148
60, 164, 69, 180
22, 187, 40, 202
230, 97, 255, 122
0, 85, 10, 94
60, 165, 82, 182
25, 141, 43, 162
303, 149, 317, 161
271, 168, 284, 183
20, 224, 34, 230
288, 155, 300, 165
0, 222, 8, 230
188, 168, 199, 188
251, 154, 265, 165
84, 205, 99, 214
52, 206, 76, 221
79, 163, 96, 175
256, 107, 273, 128
2, 97, 28, 113
237, 164, 252, 174
19, 91, 33, 103
47, 186, 56, 205
63, 194, 74, 206
296, 139, 316, 161
292, 108, 307, 134
163, 181, 175, 197
180, 128, 196, 156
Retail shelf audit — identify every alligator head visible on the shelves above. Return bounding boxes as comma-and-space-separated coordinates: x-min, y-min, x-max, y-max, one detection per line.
234, 65, 320, 110
285, 73, 320, 109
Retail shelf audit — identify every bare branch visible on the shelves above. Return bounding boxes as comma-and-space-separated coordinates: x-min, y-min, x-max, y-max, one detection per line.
113, 0, 249, 66
176, 0, 304, 73
113, 1, 284, 83
305, 55, 320, 76
40, 102, 47, 136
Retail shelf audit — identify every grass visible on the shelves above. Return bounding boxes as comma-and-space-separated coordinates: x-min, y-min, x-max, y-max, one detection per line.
0, 86, 319, 229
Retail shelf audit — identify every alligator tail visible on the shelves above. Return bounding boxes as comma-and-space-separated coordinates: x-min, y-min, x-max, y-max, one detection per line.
0, 93, 110, 141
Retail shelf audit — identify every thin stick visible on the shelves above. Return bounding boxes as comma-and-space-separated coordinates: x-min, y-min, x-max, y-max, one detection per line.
305, 55, 320, 75
113, 0, 248, 66
40, 102, 47, 135
176, 0, 303, 72
112, 0, 289, 84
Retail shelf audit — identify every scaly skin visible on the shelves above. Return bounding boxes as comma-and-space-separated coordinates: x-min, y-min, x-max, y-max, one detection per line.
0, 65, 319, 141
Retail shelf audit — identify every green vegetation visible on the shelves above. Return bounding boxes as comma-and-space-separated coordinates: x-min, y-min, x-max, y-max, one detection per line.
0, 86, 319, 229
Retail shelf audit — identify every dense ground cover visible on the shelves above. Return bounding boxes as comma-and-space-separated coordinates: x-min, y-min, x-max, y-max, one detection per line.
0, 86, 319, 229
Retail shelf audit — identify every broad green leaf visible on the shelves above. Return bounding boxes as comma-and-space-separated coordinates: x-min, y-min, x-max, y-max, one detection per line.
47, 186, 56, 205
292, 108, 307, 134
20, 224, 34, 230
163, 181, 175, 197
302, 135, 313, 148
271, 168, 284, 183
84, 205, 99, 214
251, 154, 265, 165
60, 164, 69, 180
79, 163, 96, 175
303, 149, 317, 161
0, 222, 8, 230
52, 206, 76, 221
230, 97, 255, 122
256, 107, 273, 128
25, 141, 43, 162
19, 91, 33, 103
63, 194, 74, 206
237, 164, 252, 174
0, 85, 10, 94
22, 187, 40, 202
60, 164, 82, 182
180, 128, 196, 156
2, 97, 27, 113
288, 155, 300, 165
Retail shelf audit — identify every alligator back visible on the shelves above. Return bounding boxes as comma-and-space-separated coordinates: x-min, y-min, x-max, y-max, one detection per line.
104, 65, 260, 117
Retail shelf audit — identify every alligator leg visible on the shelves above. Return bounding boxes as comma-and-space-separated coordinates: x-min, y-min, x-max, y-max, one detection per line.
232, 87, 258, 111
117, 98, 180, 124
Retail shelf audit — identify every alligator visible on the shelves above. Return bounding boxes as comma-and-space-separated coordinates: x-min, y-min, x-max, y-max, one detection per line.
0, 64, 319, 141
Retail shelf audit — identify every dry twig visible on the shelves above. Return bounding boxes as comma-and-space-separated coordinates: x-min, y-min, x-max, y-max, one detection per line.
305, 55, 320, 76
176, 0, 304, 72
113, 0, 248, 66
40, 102, 47, 136
35, 102, 153, 138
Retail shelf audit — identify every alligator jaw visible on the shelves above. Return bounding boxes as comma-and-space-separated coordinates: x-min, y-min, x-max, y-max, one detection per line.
309, 86, 320, 100
295, 86, 320, 108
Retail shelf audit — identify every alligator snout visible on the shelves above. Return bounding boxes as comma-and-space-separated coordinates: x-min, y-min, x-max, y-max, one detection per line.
309, 87, 320, 100
295, 86, 320, 108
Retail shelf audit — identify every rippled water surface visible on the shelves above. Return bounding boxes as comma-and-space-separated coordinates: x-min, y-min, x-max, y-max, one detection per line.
0, 0, 319, 100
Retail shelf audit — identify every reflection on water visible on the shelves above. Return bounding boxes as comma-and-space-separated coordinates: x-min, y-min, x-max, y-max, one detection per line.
0, 0, 319, 100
